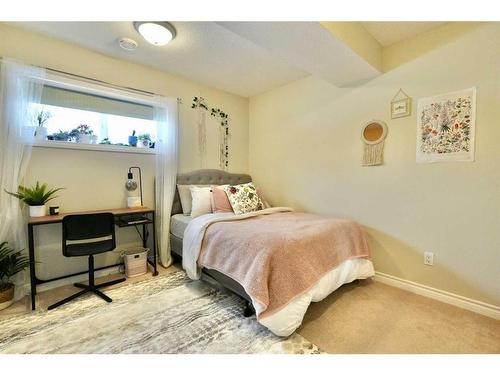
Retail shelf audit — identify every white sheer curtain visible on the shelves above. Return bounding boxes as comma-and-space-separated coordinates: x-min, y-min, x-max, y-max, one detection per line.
153, 96, 178, 267
0, 58, 45, 252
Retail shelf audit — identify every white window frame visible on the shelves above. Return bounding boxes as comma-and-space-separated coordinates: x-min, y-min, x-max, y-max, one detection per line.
33, 72, 158, 155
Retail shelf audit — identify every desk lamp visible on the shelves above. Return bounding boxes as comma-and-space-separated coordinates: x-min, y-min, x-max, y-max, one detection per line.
125, 166, 143, 208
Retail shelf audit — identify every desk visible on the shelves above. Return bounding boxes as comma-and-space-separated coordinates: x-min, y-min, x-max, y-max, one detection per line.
28, 206, 158, 310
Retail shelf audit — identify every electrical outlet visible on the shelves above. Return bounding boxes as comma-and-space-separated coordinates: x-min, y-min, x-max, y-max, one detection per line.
424, 251, 434, 266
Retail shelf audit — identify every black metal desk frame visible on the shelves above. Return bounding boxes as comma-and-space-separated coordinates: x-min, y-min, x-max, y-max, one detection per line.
27, 207, 158, 310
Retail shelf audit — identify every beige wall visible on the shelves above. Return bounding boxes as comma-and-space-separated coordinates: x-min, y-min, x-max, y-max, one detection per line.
249, 23, 500, 306
382, 22, 485, 72
0, 23, 249, 280
320, 22, 382, 72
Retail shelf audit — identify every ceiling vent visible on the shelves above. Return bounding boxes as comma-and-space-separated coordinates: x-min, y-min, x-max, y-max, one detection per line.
118, 37, 138, 51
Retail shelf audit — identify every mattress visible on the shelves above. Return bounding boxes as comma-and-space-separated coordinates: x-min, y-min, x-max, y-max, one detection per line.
170, 214, 192, 239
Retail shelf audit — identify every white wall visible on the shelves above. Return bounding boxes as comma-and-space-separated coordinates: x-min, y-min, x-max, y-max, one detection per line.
249, 23, 500, 306
0, 23, 249, 280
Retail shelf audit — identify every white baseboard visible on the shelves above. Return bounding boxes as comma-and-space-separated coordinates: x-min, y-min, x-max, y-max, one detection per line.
373, 272, 500, 320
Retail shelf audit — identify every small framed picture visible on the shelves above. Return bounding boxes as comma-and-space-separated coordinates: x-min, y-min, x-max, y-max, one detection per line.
391, 97, 411, 119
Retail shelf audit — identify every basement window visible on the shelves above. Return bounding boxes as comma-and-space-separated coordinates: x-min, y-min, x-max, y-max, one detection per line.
32, 76, 157, 154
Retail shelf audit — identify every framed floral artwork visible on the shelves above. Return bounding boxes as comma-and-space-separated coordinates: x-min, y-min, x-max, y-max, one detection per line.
416, 88, 476, 163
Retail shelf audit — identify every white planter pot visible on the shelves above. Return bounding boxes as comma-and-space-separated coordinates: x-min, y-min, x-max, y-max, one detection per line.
29, 205, 46, 217
137, 140, 150, 148
35, 127, 48, 140
23, 126, 37, 138
77, 134, 92, 144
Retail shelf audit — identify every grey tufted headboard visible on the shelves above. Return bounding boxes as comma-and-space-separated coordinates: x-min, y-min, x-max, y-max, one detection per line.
171, 169, 252, 215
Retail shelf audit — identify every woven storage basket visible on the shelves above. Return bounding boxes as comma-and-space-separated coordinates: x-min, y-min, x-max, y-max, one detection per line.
122, 248, 149, 278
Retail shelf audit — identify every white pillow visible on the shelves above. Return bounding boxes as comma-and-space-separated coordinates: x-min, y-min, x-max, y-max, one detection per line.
190, 186, 213, 218
177, 184, 210, 215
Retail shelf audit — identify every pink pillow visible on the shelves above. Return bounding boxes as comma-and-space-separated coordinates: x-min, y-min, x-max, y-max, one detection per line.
211, 185, 233, 213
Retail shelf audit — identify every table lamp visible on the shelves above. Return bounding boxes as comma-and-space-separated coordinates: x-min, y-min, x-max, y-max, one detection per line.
125, 166, 143, 208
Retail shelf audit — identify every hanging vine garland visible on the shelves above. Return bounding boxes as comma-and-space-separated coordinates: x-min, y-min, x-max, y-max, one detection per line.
191, 96, 230, 170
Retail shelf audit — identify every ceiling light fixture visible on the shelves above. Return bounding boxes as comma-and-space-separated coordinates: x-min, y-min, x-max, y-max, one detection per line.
133, 21, 176, 46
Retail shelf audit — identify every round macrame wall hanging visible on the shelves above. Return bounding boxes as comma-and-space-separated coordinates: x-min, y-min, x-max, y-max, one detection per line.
361, 120, 388, 166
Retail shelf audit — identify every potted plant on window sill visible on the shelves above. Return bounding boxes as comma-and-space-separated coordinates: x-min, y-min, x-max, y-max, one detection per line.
70, 124, 94, 144
0, 242, 30, 311
128, 130, 138, 147
5, 181, 64, 217
49, 130, 70, 142
34, 107, 52, 141
137, 133, 151, 148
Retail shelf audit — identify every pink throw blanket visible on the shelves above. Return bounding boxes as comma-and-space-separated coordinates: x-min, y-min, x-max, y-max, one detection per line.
197, 211, 371, 318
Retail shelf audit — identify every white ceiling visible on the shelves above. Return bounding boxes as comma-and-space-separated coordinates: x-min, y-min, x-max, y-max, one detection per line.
362, 22, 447, 47
10, 21, 382, 97
10, 22, 444, 97
218, 22, 380, 87
10, 22, 308, 97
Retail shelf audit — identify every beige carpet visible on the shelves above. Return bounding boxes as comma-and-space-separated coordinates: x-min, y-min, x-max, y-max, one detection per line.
3, 265, 499, 353
298, 279, 500, 353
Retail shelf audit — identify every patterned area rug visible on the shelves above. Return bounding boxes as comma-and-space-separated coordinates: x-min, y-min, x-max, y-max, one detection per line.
0, 271, 322, 354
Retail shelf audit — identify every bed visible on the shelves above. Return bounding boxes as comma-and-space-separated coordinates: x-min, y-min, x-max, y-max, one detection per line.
169, 169, 374, 336
170, 170, 255, 304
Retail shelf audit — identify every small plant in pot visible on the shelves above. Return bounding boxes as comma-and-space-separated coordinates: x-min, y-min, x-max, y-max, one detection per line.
99, 137, 112, 145
0, 242, 29, 311
50, 130, 70, 142
128, 130, 138, 147
34, 107, 52, 140
5, 181, 64, 217
70, 124, 94, 144
137, 133, 151, 148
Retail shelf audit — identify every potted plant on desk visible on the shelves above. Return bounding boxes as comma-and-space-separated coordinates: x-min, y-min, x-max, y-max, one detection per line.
0, 242, 29, 311
5, 181, 64, 217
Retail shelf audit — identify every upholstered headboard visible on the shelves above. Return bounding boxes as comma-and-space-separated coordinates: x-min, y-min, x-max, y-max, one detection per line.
171, 169, 252, 215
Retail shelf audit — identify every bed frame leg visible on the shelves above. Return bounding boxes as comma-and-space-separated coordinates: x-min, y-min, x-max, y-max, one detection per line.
243, 300, 255, 317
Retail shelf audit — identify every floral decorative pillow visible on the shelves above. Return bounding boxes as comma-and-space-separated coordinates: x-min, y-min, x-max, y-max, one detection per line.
224, 182, 264, 214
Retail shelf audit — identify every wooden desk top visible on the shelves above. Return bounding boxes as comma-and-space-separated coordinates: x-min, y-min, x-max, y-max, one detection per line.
28, 206, 154, 225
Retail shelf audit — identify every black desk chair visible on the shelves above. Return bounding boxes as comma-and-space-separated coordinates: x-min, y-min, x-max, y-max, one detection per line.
48, 213, 126, 310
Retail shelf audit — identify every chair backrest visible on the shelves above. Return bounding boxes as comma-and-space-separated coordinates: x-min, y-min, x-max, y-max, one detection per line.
62, 213, 116, 257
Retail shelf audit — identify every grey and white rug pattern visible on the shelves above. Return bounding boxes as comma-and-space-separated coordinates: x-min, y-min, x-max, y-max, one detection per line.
0, 271, 322, 354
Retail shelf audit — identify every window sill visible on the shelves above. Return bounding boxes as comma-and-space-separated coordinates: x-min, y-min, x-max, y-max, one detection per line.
33, 140, 156, 155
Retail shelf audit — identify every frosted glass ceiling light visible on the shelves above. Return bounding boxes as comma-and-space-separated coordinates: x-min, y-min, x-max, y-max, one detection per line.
133, 21, 176, 46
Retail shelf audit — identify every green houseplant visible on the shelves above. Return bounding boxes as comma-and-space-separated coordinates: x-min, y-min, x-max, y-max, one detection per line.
70, 124, 94, 144
0, 242, 29, 311
50, 130, 70, 141
99, 137, 112, 145
137, 133, 151, 148
5, 181, 64, 217
34, 107, 52, 141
